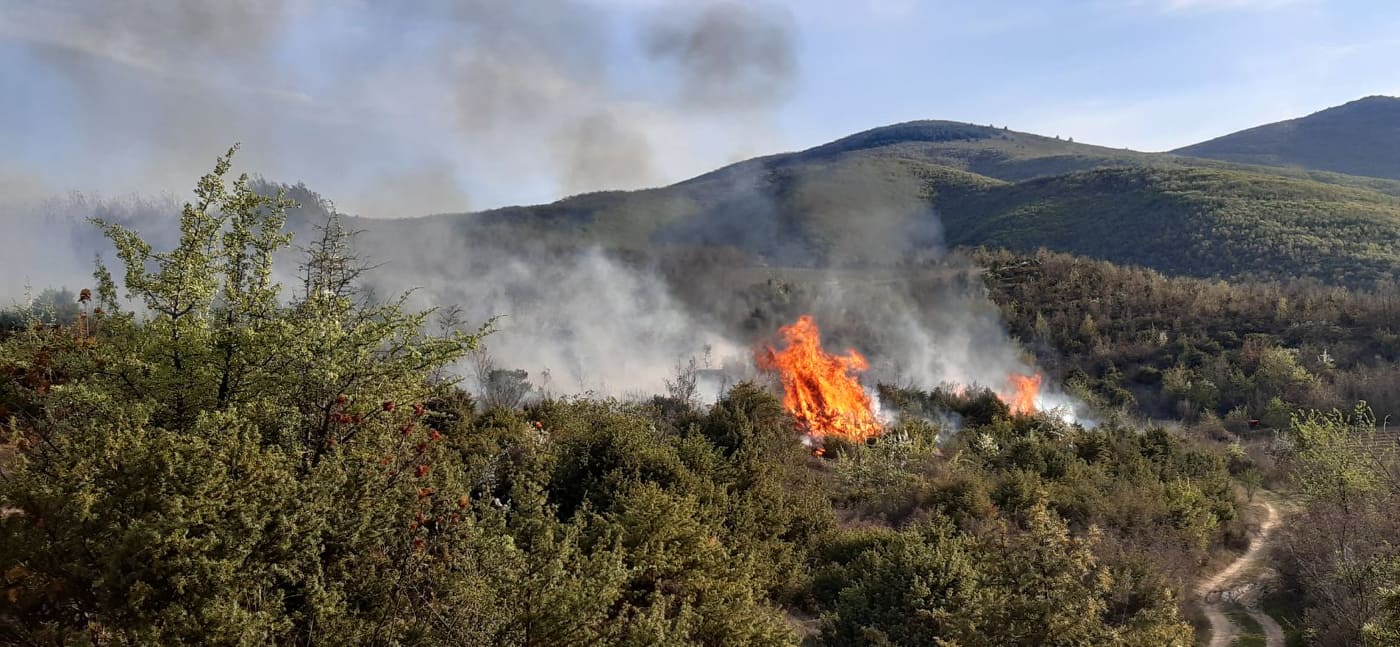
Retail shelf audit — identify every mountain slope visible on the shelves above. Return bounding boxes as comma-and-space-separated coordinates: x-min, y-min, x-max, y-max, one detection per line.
939, 166, 1400, 285
377, 110, 1400, 287
1174, 96, 1400, 180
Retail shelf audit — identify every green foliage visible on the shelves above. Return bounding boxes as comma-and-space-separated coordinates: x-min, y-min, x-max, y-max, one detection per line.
1289, 404, 1389, 504
425, 117, 1400, 288
1366, 557, 1400, 645
0, 153, 816, 645
812, 506, 1192, 646
941, 166, 1400, 287
697, 381, 792, 456
1274, 404, 1400, 645
979, 249, 1400, 423
1, 144, 1330, 644
812, 521, 979, 645
0, 150, 502, 644
1175, 96, 1400, 182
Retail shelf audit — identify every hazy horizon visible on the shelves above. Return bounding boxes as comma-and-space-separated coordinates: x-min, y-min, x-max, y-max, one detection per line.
4, 0, 1400, 216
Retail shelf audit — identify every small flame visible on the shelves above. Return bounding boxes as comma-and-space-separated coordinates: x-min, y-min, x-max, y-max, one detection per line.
758, 315, 882, 442
1001, 372, 1043, 415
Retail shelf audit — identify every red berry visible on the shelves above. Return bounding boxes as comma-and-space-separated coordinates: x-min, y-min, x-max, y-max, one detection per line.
429, 430, 443, 442
351, 414, 362, 424
336, 394, 347, 406
415, 464, 430, 478
382, 401, 395, 412
413, 403, 426, 418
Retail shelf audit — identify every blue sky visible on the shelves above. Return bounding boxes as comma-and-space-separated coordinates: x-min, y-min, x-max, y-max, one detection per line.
2, 0, 1399, 215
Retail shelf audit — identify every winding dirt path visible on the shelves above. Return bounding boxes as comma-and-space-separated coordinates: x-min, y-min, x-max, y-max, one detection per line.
1246, 607, 1286, 646
1197, 498, 1282, 647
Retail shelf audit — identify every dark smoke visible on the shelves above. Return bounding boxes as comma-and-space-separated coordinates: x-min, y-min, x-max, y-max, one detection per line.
643, 2, 799, 110
1, 0, 800, 219
1, 0, 802, 300
2, 2, 1083, 416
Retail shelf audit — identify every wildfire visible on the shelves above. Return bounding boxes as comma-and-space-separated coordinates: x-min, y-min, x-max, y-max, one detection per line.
757, 315, 882, 442
1001, 372, 1042, 415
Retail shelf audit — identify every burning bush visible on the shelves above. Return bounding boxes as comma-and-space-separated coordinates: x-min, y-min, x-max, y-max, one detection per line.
757, 315, 882, 442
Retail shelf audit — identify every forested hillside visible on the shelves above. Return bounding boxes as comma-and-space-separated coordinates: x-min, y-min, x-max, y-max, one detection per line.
0, 153, 1237, 644
390, 110, 1400, 288
8, 0, 1400, 641
1175, 96, 1400, 181
976, 248, 1400, 425
3, 150, 1399, 644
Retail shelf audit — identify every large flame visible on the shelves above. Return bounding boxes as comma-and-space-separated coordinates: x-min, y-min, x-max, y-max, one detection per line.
1001, 372, 1043, 415
758, 315, 882, 441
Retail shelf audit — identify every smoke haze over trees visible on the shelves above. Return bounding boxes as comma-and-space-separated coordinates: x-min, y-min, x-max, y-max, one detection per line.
5, 2, 1400, 643
0, 0, 800, 215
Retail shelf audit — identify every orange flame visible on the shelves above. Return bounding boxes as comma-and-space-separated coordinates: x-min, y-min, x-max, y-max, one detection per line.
1002, 372, 1042, 415
758, 315, 882, 442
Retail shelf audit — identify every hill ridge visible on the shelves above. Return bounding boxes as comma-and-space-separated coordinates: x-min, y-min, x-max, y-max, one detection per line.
1174, 95, 1400, 180
362, 98, 1400, 288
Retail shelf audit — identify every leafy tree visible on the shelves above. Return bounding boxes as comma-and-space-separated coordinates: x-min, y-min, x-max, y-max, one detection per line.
812, 505, 1192, 646
1290, 404, 1390, 507
0, 149, 506, 644
1278, 404, 1400, 645
813, 522, 979, 646
968, 505, 1190, 646
1365, 558, 1400, 645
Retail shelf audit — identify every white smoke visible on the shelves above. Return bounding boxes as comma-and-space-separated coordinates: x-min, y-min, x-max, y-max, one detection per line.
353, 218, 748, 401
0, 0, 798, 216
0, 192, 184, 301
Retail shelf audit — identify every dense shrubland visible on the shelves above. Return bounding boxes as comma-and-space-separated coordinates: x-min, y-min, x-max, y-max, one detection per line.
1270, 405, 1400, 646
976, 249, 1400, 643
977, 248, 1400, 427
419, 120, 1400, 287
2, 155, 1397, 644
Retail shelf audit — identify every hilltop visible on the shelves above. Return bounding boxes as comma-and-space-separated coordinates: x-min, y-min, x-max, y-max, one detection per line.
1174, 95, 1400, 180
375, 103, 1400, 287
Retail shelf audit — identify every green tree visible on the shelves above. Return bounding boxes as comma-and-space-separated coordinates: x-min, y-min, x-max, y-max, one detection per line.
1282, 404, 1400, 646
1078, 313, 1099, 343
967, 505, 1190, 646
814, 522, 980, 646
812, 505, 1192, 646
1290, 404, 1388, 507
1365, 558, 1400, 645
0, 149, 501, 644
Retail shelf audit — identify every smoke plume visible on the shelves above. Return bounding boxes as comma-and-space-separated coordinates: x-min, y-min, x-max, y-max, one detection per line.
1, 0, 799, 217
643, 2, 798, 110
2, 3, 1088, 418
349, 219, 747, 402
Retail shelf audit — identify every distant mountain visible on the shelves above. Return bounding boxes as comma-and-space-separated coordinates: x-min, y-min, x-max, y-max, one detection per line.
1174, 96, 1400, 180
367, 106, 1400, 288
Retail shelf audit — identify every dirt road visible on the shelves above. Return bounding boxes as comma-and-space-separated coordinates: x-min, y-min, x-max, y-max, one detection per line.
1197, 498, 1283, 647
